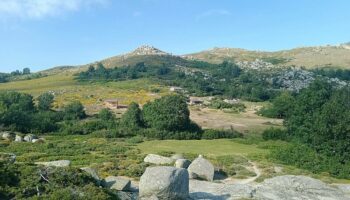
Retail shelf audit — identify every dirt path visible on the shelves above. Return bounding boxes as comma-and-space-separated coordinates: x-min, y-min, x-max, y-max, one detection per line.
222, 161, 261, 184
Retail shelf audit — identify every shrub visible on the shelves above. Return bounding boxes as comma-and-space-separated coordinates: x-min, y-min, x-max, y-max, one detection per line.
63, 101, 86, 120
141, 128, 202, 140
262, 127, 287, 141
209, 99, 246, 112
202, 129, 242, 139
120, 102, 143, 129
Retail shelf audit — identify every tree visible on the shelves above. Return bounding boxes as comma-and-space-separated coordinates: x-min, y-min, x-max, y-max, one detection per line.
37, 92, 54, 111
22, 68, 31, 75
98, 108, 115, 121
142, 95, 191, 131
120, 102, 143, 128
63, 101, 86, 120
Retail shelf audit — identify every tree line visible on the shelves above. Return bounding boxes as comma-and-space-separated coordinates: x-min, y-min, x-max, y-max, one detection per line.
261, 79, 350, 178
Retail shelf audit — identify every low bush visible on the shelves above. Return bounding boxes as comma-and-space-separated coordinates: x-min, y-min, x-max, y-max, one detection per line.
1, 163, 118, 199
202, 129, 242, 140
262, 127, 288, 141
141, 128, 202, 140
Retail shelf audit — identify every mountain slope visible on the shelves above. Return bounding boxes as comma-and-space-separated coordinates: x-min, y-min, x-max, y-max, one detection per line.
184, 45, 350, 69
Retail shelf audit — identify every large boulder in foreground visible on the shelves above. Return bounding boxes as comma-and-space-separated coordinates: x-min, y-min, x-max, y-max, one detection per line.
188, 155, 214, 181
35, 160, 71, 167
139, 166, 189, 200
254, 175, 349, 200
144, 154, 174, 165
104, 176, 131, 191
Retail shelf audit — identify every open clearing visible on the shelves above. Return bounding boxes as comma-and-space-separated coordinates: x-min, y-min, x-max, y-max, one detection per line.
190, 106, 283, 133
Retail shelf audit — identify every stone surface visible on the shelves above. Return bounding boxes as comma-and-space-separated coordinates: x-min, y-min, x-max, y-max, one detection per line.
254, 175, 349, 200
189, 180, 254, 200
1, 132, 15, 140
24, 134, 38, 142
188, 155, 215, 181
15, 135, 23, 142
139, 166, 189, 200
104, 176, 131, 191
144, 154, 174, 165
116, 191, 138, 200
175, 159, 191, 169
35, 160, 71, 167
81, 167, 101, 185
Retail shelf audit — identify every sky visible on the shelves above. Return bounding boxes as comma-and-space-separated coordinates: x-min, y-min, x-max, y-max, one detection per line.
0, 0, 349, 72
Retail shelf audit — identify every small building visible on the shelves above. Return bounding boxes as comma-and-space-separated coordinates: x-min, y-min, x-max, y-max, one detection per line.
189, 97, 204, 105
104, 99, 128, 110
169, 86, 184, 92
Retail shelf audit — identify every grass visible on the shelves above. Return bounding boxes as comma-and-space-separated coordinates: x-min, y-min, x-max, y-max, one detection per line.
0, 73, 169, 113
137, 139, 267, 157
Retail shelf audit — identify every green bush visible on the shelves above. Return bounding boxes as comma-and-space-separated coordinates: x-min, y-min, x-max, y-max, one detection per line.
141, 128, 202, 140
209, 99, 246, 112
1, 163, 118, 199
262, 128, 288, 141
202, 129, 242, 139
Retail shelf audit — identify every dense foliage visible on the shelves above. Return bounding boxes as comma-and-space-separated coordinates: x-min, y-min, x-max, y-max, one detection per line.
0, 161, 118, 200
262, 79, 350, 178
0, 91, 87, 133
77, 62, 279, 101
311, 68, 350, 81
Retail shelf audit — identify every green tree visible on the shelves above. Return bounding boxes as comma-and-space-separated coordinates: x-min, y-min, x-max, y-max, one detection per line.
37, 92, 54, 111
22, 68, 31, 75
120, 102, 143, 128
142, 95, 192, 131
63, 101, 86, 120
98, 108, 115, 121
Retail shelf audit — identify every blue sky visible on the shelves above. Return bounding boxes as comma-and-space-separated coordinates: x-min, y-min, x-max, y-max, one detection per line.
0, 0, 349, 72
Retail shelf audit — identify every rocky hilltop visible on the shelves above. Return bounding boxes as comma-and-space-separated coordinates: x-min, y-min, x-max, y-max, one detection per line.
128, 45, 169, 56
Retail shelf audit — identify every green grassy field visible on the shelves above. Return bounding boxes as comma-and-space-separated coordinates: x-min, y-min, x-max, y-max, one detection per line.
137, 139, 267, 156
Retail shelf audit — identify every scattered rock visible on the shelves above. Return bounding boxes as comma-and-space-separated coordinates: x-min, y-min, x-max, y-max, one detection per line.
171, 154, 184, 160
144, 154, 174, 165
175, 159, 191, 169
15, 135, 23, 142
24, 134, 38, 142
35, 160, 71, 167
188, 155, 214, 181
32, 138, 44, 143
254, 175, 349, 200
104, 176, 131, 191
139, 166, 189, 200
1, 132, 15, 141
81, 167, 101, 185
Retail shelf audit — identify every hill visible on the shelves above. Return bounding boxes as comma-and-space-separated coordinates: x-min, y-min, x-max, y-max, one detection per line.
184, 45, 350, 69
